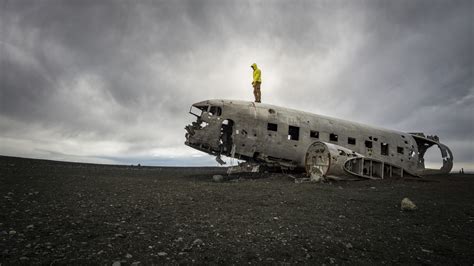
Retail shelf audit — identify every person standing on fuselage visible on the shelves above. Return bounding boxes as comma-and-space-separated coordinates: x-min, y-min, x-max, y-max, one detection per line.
251, 63, 262, 103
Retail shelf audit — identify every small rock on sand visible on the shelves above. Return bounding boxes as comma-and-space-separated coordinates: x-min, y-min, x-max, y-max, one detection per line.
401, 198, 417, 211
192, 238, 204, 246
212, 175, 224, 182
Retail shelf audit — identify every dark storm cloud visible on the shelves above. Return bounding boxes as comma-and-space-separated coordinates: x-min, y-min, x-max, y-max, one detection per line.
0, 0, 472, 168
331, 0, 474, 144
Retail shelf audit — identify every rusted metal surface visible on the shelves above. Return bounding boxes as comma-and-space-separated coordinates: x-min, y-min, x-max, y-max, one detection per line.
185, 99, 453, 179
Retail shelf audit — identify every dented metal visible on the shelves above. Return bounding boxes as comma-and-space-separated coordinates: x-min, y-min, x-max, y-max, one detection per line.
185, 99, 454, 179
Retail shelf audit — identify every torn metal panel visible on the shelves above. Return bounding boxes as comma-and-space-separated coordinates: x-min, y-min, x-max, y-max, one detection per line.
227, 162, 261, 174
185, 99, 454, 180
409, 133, 453, 175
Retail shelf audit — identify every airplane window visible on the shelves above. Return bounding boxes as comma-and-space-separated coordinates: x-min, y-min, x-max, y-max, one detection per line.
397, 146, 404, 154
310, 130, 319, 138
288, 126, 299, 141
365, 140, 373, 148
267, 123, 278, 131
348, 137, 356, 145
330, 133, 338, 142
209, 106, 222, 116
189, 105, 208, 117
381, 143, 389, 155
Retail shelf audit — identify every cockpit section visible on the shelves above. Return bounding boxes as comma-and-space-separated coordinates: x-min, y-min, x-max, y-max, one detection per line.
185, 102, 231, 164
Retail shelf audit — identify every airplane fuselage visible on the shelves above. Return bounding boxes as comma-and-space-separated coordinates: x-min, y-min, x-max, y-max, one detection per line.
185, 99, 453, 179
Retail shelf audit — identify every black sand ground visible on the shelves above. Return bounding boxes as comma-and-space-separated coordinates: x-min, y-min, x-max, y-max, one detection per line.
0, 155, 473, 265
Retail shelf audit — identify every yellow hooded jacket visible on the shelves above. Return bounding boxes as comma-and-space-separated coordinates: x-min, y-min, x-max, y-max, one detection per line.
251, 63, 262, 84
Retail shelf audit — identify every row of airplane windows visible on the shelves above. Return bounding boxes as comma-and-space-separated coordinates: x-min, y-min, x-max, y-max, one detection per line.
267, 123, 405, 156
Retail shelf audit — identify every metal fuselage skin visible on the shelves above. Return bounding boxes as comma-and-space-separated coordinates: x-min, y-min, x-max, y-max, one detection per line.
185, 99, 453, 176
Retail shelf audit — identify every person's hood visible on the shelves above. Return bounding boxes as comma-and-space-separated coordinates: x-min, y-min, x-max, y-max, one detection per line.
251, 63, 258, 70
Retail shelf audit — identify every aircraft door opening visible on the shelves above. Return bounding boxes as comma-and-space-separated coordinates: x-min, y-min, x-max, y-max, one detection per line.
220, 119, 234, 156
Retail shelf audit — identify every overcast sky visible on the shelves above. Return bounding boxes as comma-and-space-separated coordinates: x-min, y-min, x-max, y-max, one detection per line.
0, 0, 472, 170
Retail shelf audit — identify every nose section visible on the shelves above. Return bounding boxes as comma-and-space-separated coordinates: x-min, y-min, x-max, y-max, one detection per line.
185, 118, 208, 144
185, 111, 201, 144
184, 100, 231, 161
184, 124, 194, 144
185, 103, 207, 143
184, 103, 221, 154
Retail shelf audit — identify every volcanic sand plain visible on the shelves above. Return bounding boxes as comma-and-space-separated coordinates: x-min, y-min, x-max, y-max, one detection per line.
1, 156, 473, 264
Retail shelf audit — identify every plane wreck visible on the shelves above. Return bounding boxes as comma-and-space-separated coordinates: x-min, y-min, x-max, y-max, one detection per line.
184, 99, 453, 181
